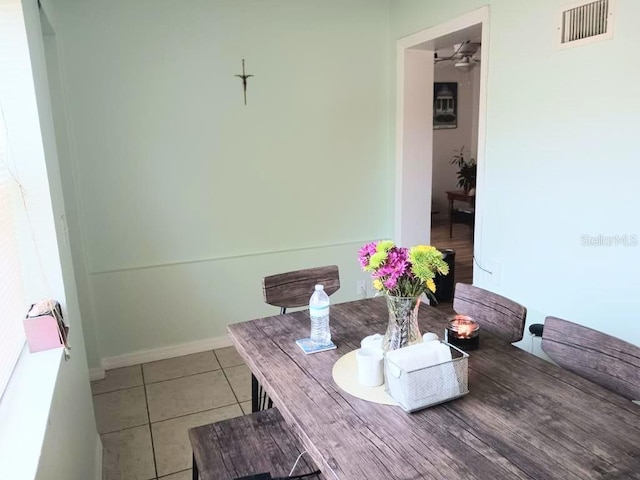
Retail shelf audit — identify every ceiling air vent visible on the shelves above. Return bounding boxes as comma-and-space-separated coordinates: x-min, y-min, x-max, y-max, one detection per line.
558, 0, 615, 48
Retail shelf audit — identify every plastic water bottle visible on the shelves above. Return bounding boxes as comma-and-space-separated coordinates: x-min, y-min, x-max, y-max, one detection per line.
309, 284, 331, 345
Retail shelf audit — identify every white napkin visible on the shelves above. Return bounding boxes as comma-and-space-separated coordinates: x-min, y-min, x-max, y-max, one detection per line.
386, 342, 440, 377
386, 341, 461, 403
434, 344, 460, 397
422, 332, 454, 366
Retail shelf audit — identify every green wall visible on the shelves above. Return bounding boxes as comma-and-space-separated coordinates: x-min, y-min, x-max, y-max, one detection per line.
391, 0, 640, 346
20, 0, 99, 478
52, 0, 391, 363
51, 0, 640, 366
25, 0, 639, 476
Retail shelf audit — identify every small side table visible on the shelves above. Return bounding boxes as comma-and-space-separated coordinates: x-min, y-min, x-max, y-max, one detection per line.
446, 190, 475, 238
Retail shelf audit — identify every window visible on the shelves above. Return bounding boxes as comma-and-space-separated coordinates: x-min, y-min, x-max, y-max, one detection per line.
0, 110, 27, 397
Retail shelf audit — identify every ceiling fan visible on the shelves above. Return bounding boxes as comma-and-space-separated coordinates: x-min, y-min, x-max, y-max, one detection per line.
434, 41, 481, 72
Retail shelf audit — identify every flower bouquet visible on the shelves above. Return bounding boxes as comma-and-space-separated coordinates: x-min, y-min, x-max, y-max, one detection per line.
358, 241, 450, 351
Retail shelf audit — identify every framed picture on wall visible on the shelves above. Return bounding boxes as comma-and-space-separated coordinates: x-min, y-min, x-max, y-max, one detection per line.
433, 82, 457, 129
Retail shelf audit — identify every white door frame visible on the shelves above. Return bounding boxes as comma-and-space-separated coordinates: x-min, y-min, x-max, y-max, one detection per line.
395, 6, 490, 276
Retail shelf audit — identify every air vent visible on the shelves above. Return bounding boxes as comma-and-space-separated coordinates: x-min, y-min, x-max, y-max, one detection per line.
558, 0, 615, 48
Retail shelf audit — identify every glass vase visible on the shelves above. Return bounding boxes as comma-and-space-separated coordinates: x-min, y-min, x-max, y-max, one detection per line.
382, 295, 422, 352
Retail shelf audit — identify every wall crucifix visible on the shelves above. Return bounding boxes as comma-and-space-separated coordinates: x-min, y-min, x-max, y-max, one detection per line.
234, 59, 253, 106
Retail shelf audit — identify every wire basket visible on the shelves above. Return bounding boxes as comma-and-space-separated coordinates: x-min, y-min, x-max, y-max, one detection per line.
384, 342, 469, 413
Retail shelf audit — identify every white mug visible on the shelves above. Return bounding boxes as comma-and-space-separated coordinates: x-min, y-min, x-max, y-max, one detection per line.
357, 348, 384, 387
423, 332, 439, 343
361, 333, 383, 352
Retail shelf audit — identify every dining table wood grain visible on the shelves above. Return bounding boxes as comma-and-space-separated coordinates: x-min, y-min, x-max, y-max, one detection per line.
228, 296, 640, 480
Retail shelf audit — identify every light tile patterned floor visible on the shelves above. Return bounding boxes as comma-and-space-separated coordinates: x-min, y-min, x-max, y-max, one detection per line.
92, 347, 248, 480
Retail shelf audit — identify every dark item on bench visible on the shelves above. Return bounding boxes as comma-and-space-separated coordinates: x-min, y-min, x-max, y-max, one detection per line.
434, 249, 455, 302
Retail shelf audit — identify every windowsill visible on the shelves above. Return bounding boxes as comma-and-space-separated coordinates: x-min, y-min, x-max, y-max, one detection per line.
0, 344, 64, 480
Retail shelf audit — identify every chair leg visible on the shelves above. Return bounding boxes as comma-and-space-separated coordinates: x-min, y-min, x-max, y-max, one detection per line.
260, 384, 265, 410
252, 372, 273, 412
251, 373, 260, 413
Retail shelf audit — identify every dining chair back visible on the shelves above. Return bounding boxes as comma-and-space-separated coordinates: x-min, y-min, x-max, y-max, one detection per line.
263, 265, 341, 314
253, 265, 341, 412
453, 283, 527, 343
541, 316, 640, 401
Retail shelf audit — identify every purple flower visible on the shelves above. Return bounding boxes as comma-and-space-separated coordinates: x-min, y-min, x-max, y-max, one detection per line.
358, 242, 378, 268
377, 247, 409, 290
384, 276, 398, 289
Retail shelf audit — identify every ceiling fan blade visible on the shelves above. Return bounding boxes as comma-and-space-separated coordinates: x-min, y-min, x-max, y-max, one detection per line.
434, 41, 481, 65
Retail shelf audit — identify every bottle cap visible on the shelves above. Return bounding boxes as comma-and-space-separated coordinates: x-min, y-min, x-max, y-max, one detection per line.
315, 284, 324, 290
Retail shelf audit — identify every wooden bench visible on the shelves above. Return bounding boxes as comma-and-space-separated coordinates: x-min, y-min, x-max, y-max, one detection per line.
189, 408, 324, 480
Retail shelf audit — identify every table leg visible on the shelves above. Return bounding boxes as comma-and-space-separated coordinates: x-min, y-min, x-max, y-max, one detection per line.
448, 197, 454, 238
192, 453, 199, 480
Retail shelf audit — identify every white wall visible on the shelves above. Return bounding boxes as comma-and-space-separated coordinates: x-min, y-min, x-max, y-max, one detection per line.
391, 0, 640, 346
21, 0, 100, 478
51, 0, 391, 365
432, 63, 479, 219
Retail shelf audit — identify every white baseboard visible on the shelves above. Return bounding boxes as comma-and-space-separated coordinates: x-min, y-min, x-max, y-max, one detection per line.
94, 434, 103, 480
89, 367, 106, 381
100, 335, 233, 371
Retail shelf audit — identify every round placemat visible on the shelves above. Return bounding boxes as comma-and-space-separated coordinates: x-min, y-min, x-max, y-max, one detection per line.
332, 349, 397, 406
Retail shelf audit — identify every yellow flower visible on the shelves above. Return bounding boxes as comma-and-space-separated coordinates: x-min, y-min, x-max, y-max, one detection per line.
373, 278, 383, 291
369, 240, 395, 270
376, 240, 395, 253
426, 278, 436, 293
409, 245, 449, 281
413, 245, 437, 254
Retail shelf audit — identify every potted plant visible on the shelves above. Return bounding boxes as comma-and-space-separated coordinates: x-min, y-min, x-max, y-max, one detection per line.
450, 147, 477, 195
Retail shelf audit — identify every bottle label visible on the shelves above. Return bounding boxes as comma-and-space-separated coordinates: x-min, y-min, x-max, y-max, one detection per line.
309, 305, 329, 316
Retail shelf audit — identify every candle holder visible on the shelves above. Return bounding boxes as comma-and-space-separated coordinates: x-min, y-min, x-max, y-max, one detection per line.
446, 315, 479, 351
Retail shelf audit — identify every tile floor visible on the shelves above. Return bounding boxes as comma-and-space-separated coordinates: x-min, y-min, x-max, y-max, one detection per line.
91, 347, 252, 480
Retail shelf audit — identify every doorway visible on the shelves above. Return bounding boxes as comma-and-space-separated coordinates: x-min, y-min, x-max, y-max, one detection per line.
394, 7, 489, 291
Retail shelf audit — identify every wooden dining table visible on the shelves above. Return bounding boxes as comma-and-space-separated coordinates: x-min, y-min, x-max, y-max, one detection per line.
228, 296, 640, 480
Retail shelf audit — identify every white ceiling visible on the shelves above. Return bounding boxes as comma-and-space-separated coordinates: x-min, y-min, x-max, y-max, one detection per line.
433, 23, 482, 51
411, 23, 482, 57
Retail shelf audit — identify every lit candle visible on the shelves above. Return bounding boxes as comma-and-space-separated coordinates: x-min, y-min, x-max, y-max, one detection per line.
446, 315, 479, 350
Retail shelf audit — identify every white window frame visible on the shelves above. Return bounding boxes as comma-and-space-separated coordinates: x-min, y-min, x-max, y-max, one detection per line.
0, 108, 28, 398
